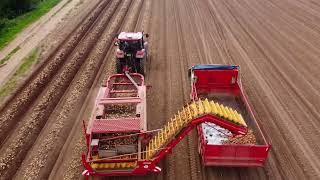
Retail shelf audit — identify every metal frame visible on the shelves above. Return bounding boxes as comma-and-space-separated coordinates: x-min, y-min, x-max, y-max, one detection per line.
189, 64, 271, 167
81, 64, 271, 178
83, 73, 148, 178
82, 113, 251, 178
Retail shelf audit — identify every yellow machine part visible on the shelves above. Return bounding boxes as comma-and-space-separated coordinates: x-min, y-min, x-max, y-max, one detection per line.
91, 162, 137, 169
142, 99, 247, 160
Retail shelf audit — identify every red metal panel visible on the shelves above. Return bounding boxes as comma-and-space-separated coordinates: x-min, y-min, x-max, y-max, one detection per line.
151, 115, 246, 165
104, 73, 145, 87
203, 158, 265, 167
191, 66, 270, 167
82, 154, 159, 177
82, 66, 272, 178
198, 123, 269, 167
92, 118, 140, 133
193, 69, 239, 91
99, 97, 141, 104
192, 114, 247, 135
201, 144, 269, 167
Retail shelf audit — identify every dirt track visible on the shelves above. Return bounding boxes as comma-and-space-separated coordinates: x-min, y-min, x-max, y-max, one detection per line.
0, 0, 319, 179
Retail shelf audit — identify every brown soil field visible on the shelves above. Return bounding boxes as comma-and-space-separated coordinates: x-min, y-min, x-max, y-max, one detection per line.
0, 0, 319, 179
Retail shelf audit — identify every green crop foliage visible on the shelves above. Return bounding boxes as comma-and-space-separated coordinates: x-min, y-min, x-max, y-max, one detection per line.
0, 0, 61, 49
0, 46, 21, 66
0, 48, 39, 100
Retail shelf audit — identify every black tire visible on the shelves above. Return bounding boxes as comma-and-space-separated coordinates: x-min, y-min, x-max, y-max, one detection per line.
138, 58, 145, 75
188, 68, 191, 79
116, 59, 122, 73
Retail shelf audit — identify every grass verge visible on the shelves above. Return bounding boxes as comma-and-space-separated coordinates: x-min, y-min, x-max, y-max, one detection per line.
0, 46, 21, 66
0, 48, 39, 101
0, 0, 62, 49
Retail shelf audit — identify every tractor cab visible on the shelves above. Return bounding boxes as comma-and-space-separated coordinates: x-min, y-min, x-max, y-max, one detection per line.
115, 32, 149, 75
118, 33, 144, 52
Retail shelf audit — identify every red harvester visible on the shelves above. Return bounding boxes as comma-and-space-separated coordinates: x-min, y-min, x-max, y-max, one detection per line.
81, 64, 270, 178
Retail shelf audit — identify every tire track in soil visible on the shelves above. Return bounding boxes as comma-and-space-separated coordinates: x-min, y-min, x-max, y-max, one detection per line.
236, 0, 320, 176
51, 0, 134, 178
174, 0, 236, 179
178, 0, 274, 179
153, 0, 181, 179
0, 0, 111, 145
107, 0, 320, 179
134, 0, 151, 32
121, 0, 144, 32
105, 1, 150, 178
237, 0, 320, 147
163, 0, 202, 180
45, 0, 149, 179
200, 0, 291, 179
137, 0, 207, 179
202, 0, 320, 179
181, 2, 216, 180
98, 3, 148, 180
175, 0, 231, 179
88, 1, 152, 180
141, 0, 168, 179
13, 1, 123, 179
221, 0, 320, 176
241, 0, 320, 102
0, 0, 101, 109
149, 0, 320, 179
0, 0, 116, 178
152, 0, 230, 179
193, 0, 261, 178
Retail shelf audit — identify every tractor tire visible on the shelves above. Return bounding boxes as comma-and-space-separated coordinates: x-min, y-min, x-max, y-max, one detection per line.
138, 58, 146, 76
116, 59, 122, 74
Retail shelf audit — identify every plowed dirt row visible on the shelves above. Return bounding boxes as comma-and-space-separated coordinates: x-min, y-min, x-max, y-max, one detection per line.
0, 0, 140, 179
49, 0, 151, 179
146, 0, 320, 180
49, 0, 149, 179
1, 0, 320, 179
0, 1, 119, 178
148, 0, 320, 179
0, 0, 111, 143
13, 1, 126, 179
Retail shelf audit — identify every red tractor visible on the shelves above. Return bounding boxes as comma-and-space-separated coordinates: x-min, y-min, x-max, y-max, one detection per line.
115, 32, 149, 75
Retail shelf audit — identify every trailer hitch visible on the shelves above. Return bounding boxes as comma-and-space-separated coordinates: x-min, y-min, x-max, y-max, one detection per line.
124, 71, 139, 89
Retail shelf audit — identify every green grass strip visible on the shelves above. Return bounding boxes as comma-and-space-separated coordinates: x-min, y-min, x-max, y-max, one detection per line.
0, 0, 61, 49
0, 48, 39, 100
0, 46, 21, 66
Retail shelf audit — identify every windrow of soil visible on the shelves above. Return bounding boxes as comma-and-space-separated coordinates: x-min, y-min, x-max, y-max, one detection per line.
0, 0, 117, 178
46, 0, 147, 179
0, 0, 112, 144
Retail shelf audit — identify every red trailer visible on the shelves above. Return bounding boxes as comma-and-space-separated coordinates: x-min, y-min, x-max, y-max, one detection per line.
82, 65, 270, 178
189, 64, 271, 167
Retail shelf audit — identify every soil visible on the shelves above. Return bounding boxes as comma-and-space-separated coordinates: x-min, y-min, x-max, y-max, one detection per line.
0, 0, 96, 86
0, 0, 319, 180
